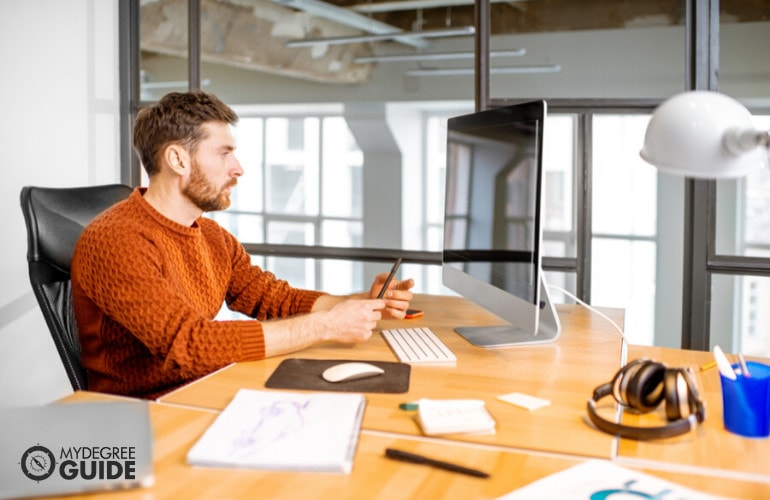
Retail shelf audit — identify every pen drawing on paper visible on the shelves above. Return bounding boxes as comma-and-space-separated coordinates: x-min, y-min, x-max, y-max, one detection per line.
228, 398, 311, 459
186, 389, 366, 473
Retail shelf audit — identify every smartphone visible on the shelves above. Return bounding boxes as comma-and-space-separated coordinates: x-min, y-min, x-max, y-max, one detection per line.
405, 309, 424, 319
377, 258, 403, 299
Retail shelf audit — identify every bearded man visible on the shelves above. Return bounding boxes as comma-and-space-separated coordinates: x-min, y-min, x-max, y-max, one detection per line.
71, 91, 413, 399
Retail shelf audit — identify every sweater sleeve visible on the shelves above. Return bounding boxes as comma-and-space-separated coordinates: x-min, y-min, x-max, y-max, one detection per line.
217, 226, 324, 320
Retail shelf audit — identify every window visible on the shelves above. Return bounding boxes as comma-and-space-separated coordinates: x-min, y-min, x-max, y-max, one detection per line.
542, 114, 577, 260
127, 1, 769, 354
211, 114, 364, 293
591, 115, 658, 345
716, 116, 770, 258
713, 114, 770, 355
208, 104, 770, 354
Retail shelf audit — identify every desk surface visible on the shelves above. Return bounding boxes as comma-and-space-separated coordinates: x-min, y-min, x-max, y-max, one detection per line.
52, 392, 580, 500
55, 391, 769, 499
615, 344, 770, 482
161, 295, 626, 458
156, 294, 770, 496
44, 295, 770, 499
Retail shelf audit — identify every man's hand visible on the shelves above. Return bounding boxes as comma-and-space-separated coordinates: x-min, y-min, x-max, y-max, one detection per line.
369, 272, 415, 319
320, 299, 385, 344
263, 298, 383, 357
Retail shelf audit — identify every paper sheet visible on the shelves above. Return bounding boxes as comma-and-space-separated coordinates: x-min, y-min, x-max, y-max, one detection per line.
497, 460, 727, 499
497, 392, 551, 411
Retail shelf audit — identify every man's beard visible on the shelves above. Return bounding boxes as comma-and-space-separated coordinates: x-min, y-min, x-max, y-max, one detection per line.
183, 160, 236, 212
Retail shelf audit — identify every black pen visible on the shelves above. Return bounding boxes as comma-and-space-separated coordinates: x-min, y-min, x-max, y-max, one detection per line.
384, 448, 489, 478
377, 258, 403, 299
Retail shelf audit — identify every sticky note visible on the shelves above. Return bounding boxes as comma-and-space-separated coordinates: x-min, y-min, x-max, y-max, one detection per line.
497, 392, 550, 411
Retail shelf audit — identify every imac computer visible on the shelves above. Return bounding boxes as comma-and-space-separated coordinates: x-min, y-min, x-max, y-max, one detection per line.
442, 100, 561, 348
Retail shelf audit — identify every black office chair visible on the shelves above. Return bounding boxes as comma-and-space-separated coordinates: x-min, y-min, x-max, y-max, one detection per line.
20, 184, 133, 391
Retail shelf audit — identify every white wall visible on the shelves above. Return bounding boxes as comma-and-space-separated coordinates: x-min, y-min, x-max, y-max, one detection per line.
0, 0, 120, 407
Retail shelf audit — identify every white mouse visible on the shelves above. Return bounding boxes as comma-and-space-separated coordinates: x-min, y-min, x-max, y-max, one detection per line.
321, 362, 385, 383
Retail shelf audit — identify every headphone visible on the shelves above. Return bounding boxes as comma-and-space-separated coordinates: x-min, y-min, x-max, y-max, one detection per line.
586, 358, 706, 440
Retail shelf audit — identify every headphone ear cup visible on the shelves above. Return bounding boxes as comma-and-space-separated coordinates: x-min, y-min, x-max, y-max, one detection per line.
664, 368, 697, 421
611, 358, 647, 406
624, 360, 666, 413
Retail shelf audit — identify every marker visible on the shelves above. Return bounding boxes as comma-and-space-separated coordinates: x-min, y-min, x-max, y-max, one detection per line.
399, 402, 419, 411
377, 258, 403, 299
713, 345, 737, 380
385, 448, 489, 478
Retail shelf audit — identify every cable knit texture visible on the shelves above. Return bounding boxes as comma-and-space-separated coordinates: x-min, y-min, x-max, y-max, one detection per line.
71, 188, 323, 399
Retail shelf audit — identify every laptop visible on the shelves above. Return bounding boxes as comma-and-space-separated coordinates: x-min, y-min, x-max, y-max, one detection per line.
0, 400, 154, 499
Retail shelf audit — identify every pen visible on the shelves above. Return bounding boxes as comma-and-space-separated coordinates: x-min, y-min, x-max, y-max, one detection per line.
738, 354, 751, 377
384, 448, 489, 478
377, 258, 403, 299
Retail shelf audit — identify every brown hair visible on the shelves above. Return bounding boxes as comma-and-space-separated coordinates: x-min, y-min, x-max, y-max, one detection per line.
132, 91, 238, 176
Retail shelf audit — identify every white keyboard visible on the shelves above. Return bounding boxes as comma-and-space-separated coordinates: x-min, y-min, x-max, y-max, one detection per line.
380, 327, 457, 364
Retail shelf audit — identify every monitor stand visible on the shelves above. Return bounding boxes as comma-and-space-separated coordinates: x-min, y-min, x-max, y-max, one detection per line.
454, 277, 561, 348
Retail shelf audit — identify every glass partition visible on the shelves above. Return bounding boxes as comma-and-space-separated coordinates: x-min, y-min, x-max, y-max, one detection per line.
715, 115, 770, 258
139, 0, 189, 101
712, 274, 770, 358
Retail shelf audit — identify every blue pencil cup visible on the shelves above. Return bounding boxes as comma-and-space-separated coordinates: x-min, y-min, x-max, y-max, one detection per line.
720, 361, 770, 438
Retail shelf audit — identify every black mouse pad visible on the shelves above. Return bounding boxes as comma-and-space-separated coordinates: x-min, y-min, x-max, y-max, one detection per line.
265, 358, 410, 394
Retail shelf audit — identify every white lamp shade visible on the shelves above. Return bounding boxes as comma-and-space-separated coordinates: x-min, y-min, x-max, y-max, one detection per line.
640, 91, 768, 179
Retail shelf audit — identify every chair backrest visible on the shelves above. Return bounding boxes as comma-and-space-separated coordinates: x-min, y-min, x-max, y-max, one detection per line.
20, 184, 133, 391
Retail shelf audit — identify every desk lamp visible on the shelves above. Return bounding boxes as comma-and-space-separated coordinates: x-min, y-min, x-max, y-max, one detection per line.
640, 90, 769, 178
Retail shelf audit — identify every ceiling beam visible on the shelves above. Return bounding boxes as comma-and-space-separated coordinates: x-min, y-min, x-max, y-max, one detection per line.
350, 0, 528, 14
273, 0, 430, 48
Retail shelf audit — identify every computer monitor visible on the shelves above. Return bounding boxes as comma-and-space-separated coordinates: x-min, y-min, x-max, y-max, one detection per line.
442, 100, 561, 348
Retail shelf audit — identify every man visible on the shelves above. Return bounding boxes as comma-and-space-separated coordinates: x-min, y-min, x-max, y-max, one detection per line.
71, 91, 414, 399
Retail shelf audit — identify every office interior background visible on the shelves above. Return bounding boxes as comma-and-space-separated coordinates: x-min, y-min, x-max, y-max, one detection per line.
1, 0, 769, 407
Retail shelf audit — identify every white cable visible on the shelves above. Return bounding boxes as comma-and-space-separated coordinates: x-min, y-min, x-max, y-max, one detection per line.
549, 284, 629, 369
548, 285, 627, 342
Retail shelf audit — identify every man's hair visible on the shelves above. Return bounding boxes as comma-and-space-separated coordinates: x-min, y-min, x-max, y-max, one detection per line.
133, 91, 238, 176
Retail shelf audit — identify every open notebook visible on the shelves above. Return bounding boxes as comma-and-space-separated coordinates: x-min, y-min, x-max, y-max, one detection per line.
187, 389, 366, 474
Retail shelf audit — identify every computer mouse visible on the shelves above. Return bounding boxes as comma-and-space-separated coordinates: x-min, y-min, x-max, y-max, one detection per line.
321, 362, 385, 383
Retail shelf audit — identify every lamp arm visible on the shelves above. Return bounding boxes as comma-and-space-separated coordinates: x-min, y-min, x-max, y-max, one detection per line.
723, 128, 770, 156
761, 130, 770, 148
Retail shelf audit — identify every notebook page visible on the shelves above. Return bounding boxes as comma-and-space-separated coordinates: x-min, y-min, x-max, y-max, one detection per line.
187, 389, 366, 473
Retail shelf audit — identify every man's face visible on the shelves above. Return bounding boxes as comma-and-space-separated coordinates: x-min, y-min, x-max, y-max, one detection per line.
182, 121, 242, 212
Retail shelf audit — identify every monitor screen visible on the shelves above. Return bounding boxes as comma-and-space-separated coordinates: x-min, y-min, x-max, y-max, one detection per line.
442, 100, 560, 348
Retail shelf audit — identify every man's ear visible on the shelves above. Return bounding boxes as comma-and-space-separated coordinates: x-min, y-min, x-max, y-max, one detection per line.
163, 144, 191, 176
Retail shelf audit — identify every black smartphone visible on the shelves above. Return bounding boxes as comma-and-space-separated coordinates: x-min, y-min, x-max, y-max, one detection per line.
377, 258, 403, 299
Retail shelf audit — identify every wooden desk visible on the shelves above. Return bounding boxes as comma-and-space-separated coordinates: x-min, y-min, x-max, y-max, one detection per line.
610, 345, 770, 485
53, 392, 769, 499
52, 392, 578, 499
156, 294, 770, 496
161, 295, 627, 458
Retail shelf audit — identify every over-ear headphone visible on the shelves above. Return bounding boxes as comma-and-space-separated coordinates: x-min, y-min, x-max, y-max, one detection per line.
586, 358, 705, 440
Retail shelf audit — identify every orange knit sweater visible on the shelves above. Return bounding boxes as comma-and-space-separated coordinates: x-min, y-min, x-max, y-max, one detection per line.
71, 188, 323, 399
